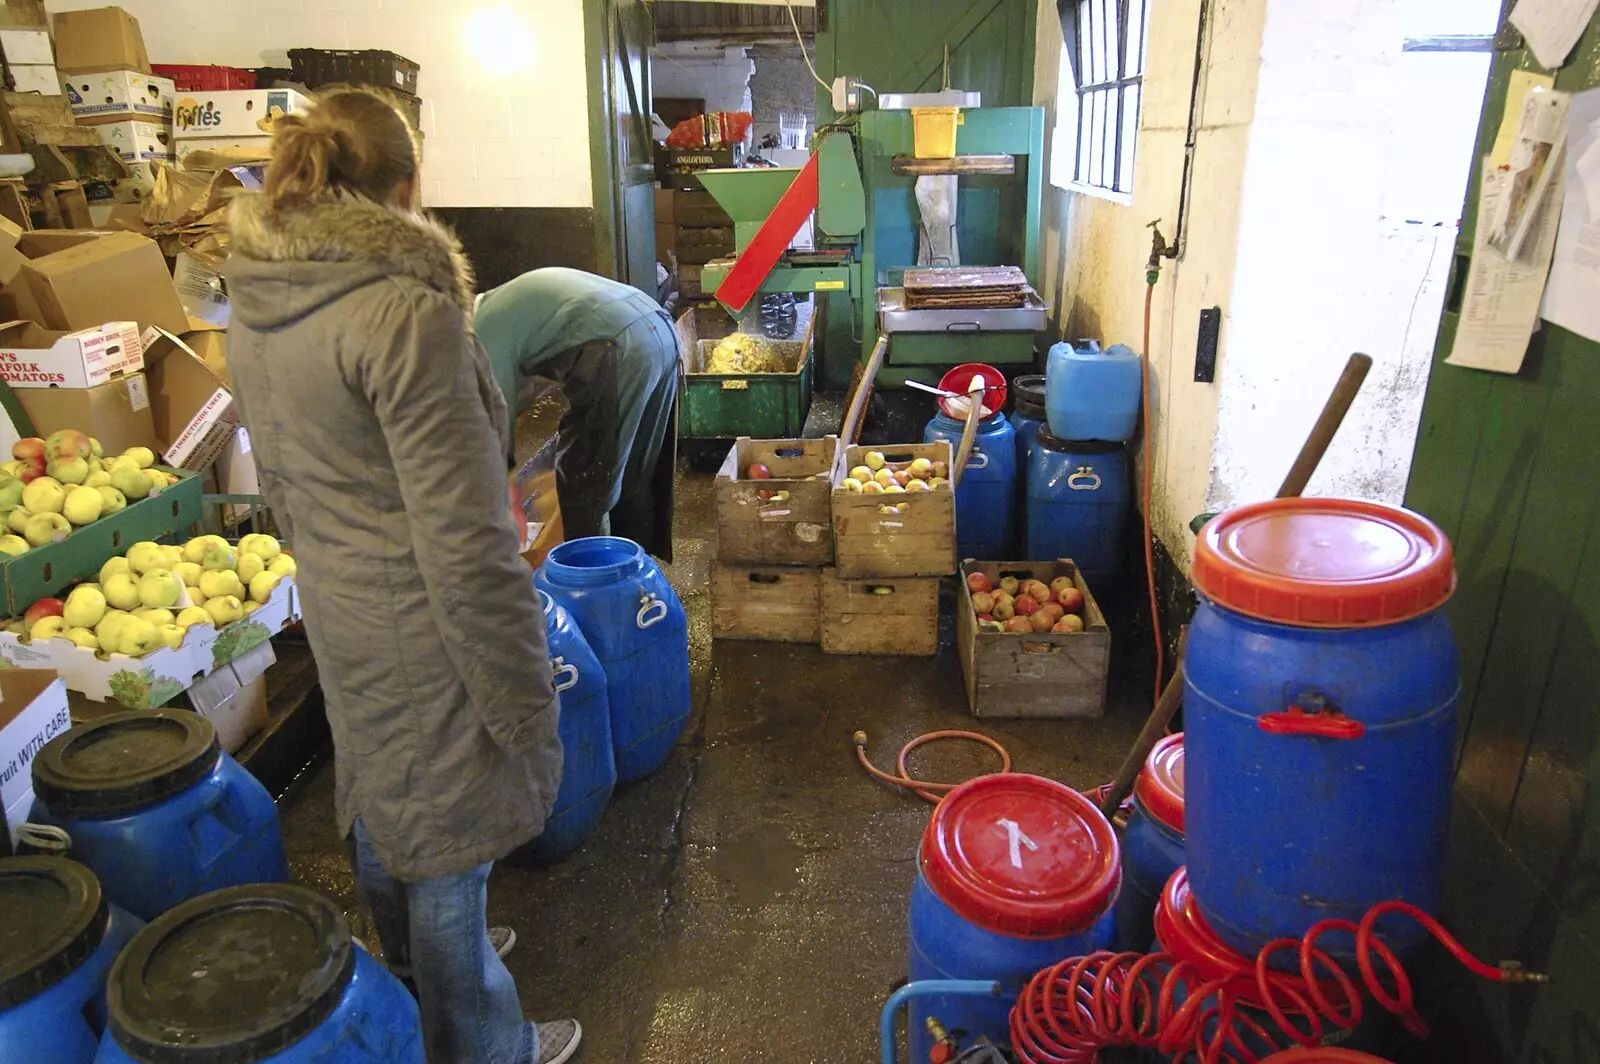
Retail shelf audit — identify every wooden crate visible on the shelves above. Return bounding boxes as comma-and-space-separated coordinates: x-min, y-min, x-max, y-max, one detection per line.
819, 569, 940, 656
715, 436, 838, 566
957, 559, 1110, 719
831, 441, 956, 578
710, 563, 820, 643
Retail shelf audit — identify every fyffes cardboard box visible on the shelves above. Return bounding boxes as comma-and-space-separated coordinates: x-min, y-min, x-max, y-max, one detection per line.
173, 89, 309, 140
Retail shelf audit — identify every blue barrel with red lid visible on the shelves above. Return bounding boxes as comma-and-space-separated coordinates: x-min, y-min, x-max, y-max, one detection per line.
1113, 732, 1185, 952
1183, 499, 1458, 964
908, 773, 1120, 1061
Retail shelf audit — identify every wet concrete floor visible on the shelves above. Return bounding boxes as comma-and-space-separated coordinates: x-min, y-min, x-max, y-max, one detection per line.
276, 461, 1149, 1063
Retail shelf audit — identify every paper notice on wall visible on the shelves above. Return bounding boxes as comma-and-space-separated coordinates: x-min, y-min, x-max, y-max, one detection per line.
1446, 158, 1562, 374
1492, 71, 1557, 167
1510, 0, 1600, 71
1541, 87, 1600, 343
1488, 88, 1569, 262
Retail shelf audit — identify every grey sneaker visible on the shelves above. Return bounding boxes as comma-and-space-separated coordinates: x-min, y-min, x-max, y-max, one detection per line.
489, 925, 517, 959
535, 1019, 582, 1064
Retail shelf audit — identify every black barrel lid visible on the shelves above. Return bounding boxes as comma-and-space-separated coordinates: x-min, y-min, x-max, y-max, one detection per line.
1012, 374, 1046, 417
1035, 429, 1126, 456
33, 710, 220, 819
0, 856, 110, 1009
108, 884, 355, 1064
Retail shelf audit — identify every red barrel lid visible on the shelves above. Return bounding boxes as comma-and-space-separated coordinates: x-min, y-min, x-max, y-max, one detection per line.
921, 773, 1120, 938
1134, 733, 1185, 833
1154, 867, 1253, 988
1192, 498, 1455, 628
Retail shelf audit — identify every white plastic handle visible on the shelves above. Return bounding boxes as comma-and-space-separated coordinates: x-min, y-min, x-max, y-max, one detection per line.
17, 823, 71, 855
552, 656, 579, 693
1067, 467, 1102, 491
637, 595, 668, 629
966, 450, 989, 470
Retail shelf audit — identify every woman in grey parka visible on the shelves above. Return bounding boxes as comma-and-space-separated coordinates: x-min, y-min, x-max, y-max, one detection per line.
222, 90, 580, 1064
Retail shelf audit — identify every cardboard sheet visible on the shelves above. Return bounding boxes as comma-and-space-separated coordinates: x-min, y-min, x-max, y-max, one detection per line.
1541, 86, 1600, 343
1509, 0, 1600, 70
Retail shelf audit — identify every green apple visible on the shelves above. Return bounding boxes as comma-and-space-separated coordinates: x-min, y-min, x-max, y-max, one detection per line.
84, 469, 111, 488
64, 627, 98, 650
133, 607, 175, 627
23, 512, 70, 547
102, 571, 141, 611
94, 609, 131, 648
200, 544, 236, 572
247, 571, 281, 604
238, 534, 282, 561
174, 606, 212, 629
62, 586, 106, 629
267, 555, 297, 578
174, 561, 202, 587
162, 545, 184, 567
126, 542, 167, 575
4, 507, 27, 535
202, 596, 245, 626
95, 486, 127, 516
87, 437, 102, 459
0, 535, 27, 557
46, 457, 87, 486
237, 552, 264, 585
20, 477, 64, 515
110, 464, 149, 501
116, 617, 161, 656
0, 475, 22, 512
28, 615, 65, 642
136, 569, 182, 609
198, 569, 244, 601
62, 486, 103, 526
99, 556, 131, 583
121, 446, 156, 469
157, 624, 185, 650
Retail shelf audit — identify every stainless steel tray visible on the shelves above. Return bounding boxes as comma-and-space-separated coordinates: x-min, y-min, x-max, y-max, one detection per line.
877, 287, 1049, 334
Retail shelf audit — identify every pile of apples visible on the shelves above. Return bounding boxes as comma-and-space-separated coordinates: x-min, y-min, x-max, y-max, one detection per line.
744, 460, 829, 502
837, 451, 950, 495
968, 572, 1087, 635
0, 431, 183, 555
13, 533, 296, 657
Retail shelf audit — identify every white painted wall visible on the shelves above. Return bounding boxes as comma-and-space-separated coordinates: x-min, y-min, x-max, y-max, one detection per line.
44, 0, 593, 209
652, 41, 754, 119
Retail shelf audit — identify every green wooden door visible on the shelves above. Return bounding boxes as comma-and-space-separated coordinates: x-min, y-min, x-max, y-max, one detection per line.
1404, 14, 1600, 1063
587, 0, 657, 292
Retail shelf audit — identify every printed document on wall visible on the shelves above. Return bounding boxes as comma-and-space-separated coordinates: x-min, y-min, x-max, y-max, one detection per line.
1510, 0, 1600, 70
1446, 158, 1561, 374
1541, 87, 1600, 343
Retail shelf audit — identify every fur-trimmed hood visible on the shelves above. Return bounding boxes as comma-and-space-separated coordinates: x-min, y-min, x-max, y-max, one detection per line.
224, 191, 476, 330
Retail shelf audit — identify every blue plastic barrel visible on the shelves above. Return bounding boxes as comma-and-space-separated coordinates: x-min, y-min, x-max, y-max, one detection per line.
536, 537, 690, 784
1008, 375, 1047, 484
1026, 433, 1129, 587
1154, 868, 1399, 1060
908, 773, 1120, 1062
30, 711, 289, 922
1045, 340, 1141, 442
0, 857, 140, 1064
97, 884, 423, 1064
1113, 732, 1185, 953
1184, 499, 1459, 964
924, 410, 1017, 560
524, 590, 616, 860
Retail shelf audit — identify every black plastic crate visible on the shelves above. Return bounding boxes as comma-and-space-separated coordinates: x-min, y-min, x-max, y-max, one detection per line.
287, 48, 419, 96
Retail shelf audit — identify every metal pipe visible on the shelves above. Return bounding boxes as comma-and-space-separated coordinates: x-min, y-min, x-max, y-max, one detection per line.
879, 980, 1002, 1064
1167, 0, 1210, 260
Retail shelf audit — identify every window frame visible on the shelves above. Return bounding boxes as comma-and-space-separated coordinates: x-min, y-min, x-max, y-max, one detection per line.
1055, 0, 1151, 198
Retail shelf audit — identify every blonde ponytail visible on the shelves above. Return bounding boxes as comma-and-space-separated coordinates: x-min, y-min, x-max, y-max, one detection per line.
262, 89, 419, 211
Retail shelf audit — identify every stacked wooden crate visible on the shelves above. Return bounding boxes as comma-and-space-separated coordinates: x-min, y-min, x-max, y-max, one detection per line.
822, 441, 956, 656
709, 437, 838, 644
656, 187, 734, 298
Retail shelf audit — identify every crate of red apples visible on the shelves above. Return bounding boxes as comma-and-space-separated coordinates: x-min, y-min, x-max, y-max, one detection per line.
957, 559, 1109, 719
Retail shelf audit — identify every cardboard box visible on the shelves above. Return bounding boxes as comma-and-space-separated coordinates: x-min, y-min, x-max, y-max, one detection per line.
0, 574, 299, 708
175, 135, 270, 170
88, 117, 173, 162
173, 88, 309, 139
19, 230, 188, 336
172, 253, 227, 326
0, 668, 71, 816
62, 69, 172, 123
52, 7, 150, 74
10, 64, 59, 95
143, 326, 237, 470
0, 26, 51, 64
17, 371, 157, 454
184, 641, 271, 753
181, 319, 226, 380
0, 319, 143, 388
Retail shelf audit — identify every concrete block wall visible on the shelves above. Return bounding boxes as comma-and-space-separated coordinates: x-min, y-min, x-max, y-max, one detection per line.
652, 40, 753, 117
43, 0, 593, 209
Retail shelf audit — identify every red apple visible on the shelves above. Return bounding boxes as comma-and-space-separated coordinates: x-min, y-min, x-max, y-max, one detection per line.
16, 456, 45, 484
978, 613, 994, 623
1004, 616, 1034, 634
1029, 610, 1057, 632
1052, 614, 1086, 634
1014, 594, 1039, 616
1057, 587, 1085, 612
1037, 602, 1065, 623
1050, 576, 1075, 597
23, 597, 63, 628
748, 463, 772, 480
11, 438, 44, 463
1022, 579, 1053, 604
44, 430, 90, 461
757, 488, 775, 501
991, 599, 1015, 621
966, 572, 993, 594
893, 469, 913, 487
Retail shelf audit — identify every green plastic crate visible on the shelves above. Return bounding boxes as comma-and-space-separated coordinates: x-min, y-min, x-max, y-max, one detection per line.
680, 337, 814, 441
0, 467, 204, 615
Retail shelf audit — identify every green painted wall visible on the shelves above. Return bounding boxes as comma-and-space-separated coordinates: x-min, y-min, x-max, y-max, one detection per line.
1404, 14, 1600, 1062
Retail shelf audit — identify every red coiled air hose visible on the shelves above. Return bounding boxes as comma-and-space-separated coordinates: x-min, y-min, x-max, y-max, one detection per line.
1008, 899, 1546, 1064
